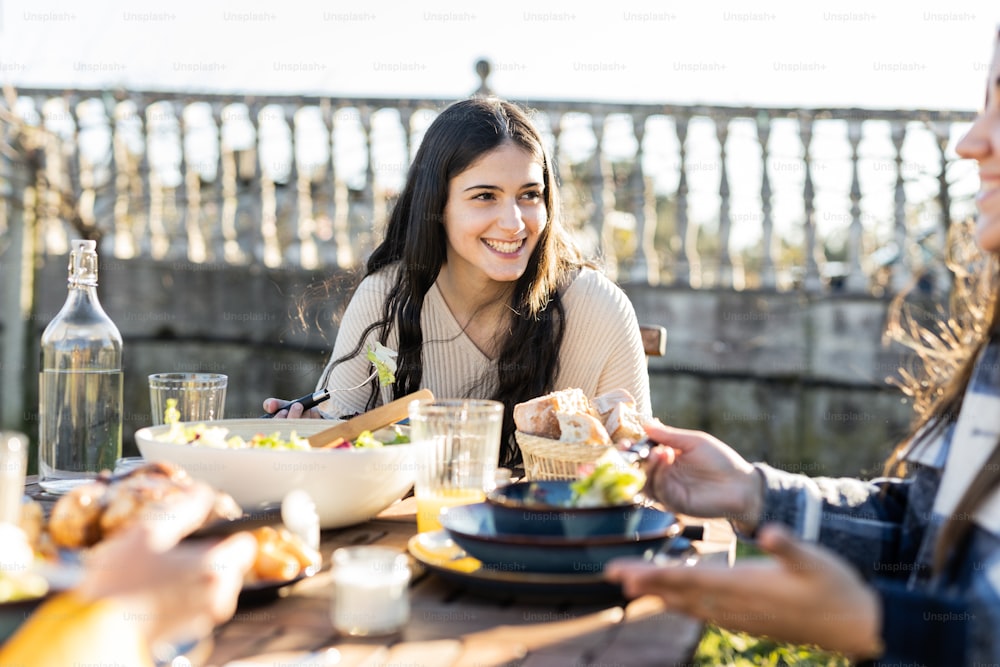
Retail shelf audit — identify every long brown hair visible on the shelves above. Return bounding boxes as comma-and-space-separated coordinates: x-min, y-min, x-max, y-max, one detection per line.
883, 219, 1000, 571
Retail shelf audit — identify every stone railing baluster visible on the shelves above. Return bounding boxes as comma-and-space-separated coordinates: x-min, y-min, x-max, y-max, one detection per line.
715, 114, 732, 289
369, 108, 396, 250
673, 113, 694, 287
282, 102, 302, 267
75, 98, 112, 253
257, 103, 291, 268
314, 99, 339, 268
391, 104, 414, 227
181, 101, 218, 263
219, 102, 253, 264
330, 106, 355, 269
293, 105, 328, 270
798, 111, 821, 291
144, 100, 182, 260
589, 112, 616, 278
547, 110, 564, 186
41, 96, 74, 255
845, 119, 866, 292
931, 120, 953, 241
357, 105, 376, 262
629, 112, 659, 285
756, 111, 776, 289
112, 99, 144, 259
398, 104, 415, 164
889, 120, 909, 292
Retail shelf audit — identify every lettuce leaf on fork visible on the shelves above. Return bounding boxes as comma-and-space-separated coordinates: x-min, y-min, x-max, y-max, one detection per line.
570, 449, 646, 507
366, 341, 398, 386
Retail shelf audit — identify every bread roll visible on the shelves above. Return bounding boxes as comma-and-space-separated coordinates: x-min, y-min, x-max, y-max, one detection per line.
48, 481, 109, 548
99, 473, 192, 536
556, 412, 610, 446
513, 387, 596, 438
48, 460, 241, 548
604, 401, 647, 443
591, 388, 636, 419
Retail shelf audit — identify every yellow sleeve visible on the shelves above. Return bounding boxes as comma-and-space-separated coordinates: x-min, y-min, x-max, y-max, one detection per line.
0, 591, 154, 667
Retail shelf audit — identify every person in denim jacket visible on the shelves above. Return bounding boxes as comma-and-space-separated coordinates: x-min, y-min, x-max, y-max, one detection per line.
606, 31, 1000, 667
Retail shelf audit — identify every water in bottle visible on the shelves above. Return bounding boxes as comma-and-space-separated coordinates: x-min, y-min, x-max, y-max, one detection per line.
38, 239, 123, 494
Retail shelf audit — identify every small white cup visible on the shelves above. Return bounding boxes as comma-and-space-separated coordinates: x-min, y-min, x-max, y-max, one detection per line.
330, 546, 410, 636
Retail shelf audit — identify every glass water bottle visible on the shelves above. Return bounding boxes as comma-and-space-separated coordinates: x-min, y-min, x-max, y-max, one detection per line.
38, 239, 123, 494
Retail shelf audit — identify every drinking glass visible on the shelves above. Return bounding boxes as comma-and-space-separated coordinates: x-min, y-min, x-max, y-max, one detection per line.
409, 399, 503, 533
148, 373, 227, 425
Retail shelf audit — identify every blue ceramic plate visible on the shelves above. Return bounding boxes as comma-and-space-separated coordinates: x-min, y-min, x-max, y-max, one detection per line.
407, 531, 626, 601
486, 480, 645, 538
439, 502, 679, 574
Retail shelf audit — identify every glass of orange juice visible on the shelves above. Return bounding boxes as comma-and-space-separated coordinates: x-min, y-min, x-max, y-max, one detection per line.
409, 399, 503, 533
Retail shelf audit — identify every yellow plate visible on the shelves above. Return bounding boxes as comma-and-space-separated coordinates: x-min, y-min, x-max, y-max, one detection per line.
408, 531, 482, 574
407, 531, 623, 599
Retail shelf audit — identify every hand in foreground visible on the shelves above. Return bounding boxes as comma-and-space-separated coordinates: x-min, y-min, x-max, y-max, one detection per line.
640, 420, 763, 528
76, 482, 258, 650
604, 523, 884, 660
261, 397, 323, 419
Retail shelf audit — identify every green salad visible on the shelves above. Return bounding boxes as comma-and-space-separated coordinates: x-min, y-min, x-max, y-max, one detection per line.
156, 399, 410, 450
157, 399, 310, 450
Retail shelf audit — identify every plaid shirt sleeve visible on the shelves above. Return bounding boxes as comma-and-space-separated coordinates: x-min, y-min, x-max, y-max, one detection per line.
751, 463, 915, 575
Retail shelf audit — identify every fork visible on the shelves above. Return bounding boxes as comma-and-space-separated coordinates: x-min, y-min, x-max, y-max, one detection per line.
260, 369, 378, 418
620, 437, 653, 465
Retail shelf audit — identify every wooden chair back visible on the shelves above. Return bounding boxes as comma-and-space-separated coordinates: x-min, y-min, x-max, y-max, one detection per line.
639, 324, 667, 357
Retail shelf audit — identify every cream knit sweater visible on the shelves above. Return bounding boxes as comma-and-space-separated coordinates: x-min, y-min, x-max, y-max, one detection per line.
316, 266, 651, 418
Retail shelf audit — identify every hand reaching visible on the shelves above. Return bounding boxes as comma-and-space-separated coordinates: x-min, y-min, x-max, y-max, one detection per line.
76, 482, 258, 649
261, 397, 323, 419
605, 523, 884, 660
640, 421, 763, 528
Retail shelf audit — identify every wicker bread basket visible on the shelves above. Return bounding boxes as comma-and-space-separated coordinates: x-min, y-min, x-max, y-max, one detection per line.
515, 431, 610, 480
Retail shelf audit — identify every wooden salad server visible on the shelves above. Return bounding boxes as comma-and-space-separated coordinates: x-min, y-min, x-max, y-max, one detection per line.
307, 388, 434, 448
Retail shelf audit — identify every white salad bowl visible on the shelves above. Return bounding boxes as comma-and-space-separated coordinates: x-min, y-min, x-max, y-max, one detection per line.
134, 419, 415, 529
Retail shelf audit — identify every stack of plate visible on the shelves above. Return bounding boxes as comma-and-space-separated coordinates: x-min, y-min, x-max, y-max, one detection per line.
438, 500, 679, 575
407, 480, 682, 597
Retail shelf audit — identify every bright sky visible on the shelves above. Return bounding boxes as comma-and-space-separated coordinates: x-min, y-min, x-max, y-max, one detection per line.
1, 0, 997, 111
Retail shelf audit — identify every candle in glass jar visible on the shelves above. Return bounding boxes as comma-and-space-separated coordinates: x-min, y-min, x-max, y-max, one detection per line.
331, 546, 410, 636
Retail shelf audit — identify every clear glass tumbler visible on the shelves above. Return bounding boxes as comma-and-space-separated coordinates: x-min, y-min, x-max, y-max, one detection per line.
409, 399, 503, 533
148, 372, 227, 425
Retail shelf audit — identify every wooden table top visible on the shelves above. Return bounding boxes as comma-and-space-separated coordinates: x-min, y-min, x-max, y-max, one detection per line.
205, 497, 736, 667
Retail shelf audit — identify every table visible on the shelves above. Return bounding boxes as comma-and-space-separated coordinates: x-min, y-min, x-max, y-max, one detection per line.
205, 497, 736, 667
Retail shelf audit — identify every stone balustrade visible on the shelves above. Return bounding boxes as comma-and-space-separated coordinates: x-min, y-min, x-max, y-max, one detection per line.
2, 61, 979, 295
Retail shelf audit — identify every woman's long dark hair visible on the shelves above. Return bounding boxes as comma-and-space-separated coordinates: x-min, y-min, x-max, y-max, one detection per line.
328, 97, 589, 465
883, 219, 1000, 572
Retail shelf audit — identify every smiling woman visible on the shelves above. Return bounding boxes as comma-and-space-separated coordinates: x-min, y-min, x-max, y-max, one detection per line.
265, 97, 651, 467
